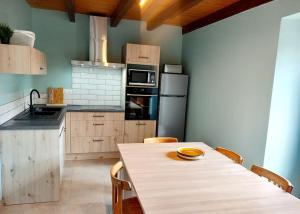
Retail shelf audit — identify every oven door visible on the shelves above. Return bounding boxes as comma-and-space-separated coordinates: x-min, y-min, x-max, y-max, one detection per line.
125, 93, 158, 120
128, 69, 155, 86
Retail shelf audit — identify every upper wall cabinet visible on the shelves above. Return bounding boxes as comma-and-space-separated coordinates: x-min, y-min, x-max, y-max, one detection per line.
31, 48, 47, 75
0, 44, 47, 75
124, 44, 160, 65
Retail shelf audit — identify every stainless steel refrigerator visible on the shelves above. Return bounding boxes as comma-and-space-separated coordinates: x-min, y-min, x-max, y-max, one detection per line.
158, 69, 189, 141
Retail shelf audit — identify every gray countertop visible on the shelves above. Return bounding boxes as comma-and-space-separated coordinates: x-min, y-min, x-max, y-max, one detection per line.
0, 105, 125, 130
67, 105, 124, 112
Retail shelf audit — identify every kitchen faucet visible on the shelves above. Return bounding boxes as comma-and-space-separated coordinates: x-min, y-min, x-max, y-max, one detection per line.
30, 89, 40, 112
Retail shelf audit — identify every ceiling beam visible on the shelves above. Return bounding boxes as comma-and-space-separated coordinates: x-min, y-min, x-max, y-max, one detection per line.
111, 0, 139, 27
64, 0, 75, 22
182, 0, 273, 34
146, 0, 202, 31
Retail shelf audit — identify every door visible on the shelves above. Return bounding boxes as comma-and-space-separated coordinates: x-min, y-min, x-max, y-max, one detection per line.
158, 96, 186, 141
0, 44, 30, 74
160, 73, 188, 96
31, 48, 47, 75
124, 120, 156, 143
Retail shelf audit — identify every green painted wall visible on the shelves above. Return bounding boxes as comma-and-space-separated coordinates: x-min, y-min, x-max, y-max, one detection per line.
182, 0, 300, 169
264, 14, 300, 197
31, 9, 182, 92
32, 9, 89, 92
0, 0, 33, 105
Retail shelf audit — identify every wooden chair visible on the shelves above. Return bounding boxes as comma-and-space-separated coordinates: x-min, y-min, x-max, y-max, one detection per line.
251, 165, 293, 193
215, 147, 243, 165
111, 161, 143, 214
144, 137, 178, 144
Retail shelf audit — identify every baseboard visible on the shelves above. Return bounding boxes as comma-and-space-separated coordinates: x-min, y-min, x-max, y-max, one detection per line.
65, 152, 120, 160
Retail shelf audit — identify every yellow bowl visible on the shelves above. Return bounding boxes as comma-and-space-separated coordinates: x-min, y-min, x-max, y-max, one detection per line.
177, 147, 205, 157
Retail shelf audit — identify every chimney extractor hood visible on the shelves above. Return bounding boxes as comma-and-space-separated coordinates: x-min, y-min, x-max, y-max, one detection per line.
71, 16, 125, 69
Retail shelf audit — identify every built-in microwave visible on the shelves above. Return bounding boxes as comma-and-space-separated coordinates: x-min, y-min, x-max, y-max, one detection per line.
127, 64, 156, 87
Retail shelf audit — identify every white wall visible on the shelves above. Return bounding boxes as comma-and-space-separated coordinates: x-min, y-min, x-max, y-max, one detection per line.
264, 13, 300, 197
182, 0, 300, 169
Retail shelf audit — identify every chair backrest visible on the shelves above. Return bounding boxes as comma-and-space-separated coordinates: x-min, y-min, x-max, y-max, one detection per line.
111, 161, 132, 214
251, 165, 293, 193
144, 137, 178, 144
215, 147, 243, 165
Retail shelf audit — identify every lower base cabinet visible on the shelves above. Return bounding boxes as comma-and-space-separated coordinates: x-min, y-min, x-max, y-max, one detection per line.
65, 113, 157, 155
124, 120, 156, 144
0, 119, 65, 205
66, 112, 125, 154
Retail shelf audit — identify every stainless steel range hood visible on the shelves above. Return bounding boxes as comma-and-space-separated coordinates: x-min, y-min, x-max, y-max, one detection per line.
71, 16, 125, 69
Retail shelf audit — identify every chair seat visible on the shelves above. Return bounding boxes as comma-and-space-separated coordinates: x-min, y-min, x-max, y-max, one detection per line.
122, 197, 143, 214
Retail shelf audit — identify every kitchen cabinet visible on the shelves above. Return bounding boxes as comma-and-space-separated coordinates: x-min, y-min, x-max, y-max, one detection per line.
125, 43, 160, 65
30, 48, 47, 75
0, 44, 30, 74
68, 112, 125, 154
124, 120, 156, 144
0, 44, 47, 75
0, 118, 65, 205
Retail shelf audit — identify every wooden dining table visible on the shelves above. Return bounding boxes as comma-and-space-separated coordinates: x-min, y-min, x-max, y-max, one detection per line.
118, 142, 300, 214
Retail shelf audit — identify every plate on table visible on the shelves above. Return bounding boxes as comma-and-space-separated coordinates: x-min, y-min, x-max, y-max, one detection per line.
177, 147, 205, 160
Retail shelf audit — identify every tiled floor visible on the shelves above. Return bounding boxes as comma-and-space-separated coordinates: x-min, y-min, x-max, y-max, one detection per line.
0, 159, 119, 214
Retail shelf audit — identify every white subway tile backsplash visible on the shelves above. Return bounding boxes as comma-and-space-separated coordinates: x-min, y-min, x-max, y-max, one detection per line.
89, 79, 105, 84
81, 95, 97, 100
0, 94, 31, 125
88, 100, 104, 105
106, 90, 121, 96
81, 84, 97, 90
104, 101, 120, 106
72, 89, 89, 95
68, 66, 123, 106
113, 96, 121, 101
73, 99, 89, 105
96, 85, 106, 90
106, 80, 121, 86
72, 73, 81, 78
72, 84, 81, 89
89, 90, 105, 95
73, 78, 89, 84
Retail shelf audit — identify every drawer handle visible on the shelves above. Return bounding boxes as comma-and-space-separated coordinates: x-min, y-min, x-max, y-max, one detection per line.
40, 67, 44, 70
138, 56, 149, 59
136, 123, 146, 126
93, 123, 104, 126
93, 115, 104, 117
93, 139, 104, 142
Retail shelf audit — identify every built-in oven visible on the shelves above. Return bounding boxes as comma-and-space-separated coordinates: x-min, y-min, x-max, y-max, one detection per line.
127, 64, 156, 87
125, 87, 158, 120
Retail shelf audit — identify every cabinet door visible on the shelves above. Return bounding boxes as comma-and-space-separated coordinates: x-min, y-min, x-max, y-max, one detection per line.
124, 120, 140, 143
143, 120, 157, 139
65, 113, 71, 154
0, 44, 30, 74
69, 112, 125, 153
31, 48, 47, 75
126, 44, 160, 65
124, 120, 156, 143
58, 120, 65, 183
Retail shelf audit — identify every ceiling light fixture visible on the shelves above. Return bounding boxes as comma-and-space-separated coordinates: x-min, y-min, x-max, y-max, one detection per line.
139, 0, 147, 7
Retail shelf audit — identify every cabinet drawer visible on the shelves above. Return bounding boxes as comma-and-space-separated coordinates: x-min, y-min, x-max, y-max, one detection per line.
70, 112, 124, 121
70, 120, 124, 137
71, 136, 123, 153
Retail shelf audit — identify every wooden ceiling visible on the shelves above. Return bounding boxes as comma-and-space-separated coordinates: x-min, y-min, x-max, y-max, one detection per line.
26, 0, 272, 34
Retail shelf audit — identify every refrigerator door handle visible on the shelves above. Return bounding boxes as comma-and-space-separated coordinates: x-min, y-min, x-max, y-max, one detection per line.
160, 95, 186, 98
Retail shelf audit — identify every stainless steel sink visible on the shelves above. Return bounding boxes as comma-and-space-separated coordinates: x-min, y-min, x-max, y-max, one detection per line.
14, 107, 63, 120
